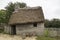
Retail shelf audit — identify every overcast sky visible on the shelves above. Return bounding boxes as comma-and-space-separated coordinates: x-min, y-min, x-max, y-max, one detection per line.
0, 0, 60, 19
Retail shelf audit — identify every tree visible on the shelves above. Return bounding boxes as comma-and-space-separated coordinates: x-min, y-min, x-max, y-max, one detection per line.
0, 10, 6, 23
45, 19, 50, 28
5, 2, 14, 23
5, 2, 26, 24
50, 19, 60, 28
45, 19, 60, 28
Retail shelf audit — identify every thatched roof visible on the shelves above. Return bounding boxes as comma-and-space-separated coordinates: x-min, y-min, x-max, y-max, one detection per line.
9, 6, 44, 25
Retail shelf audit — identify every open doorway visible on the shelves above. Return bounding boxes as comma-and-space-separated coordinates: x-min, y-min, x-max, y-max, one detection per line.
11, 25, 16, 35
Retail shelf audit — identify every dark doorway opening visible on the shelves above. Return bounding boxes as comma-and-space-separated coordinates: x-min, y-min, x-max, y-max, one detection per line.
33, 23, 37, 27
11, 25, 16, 35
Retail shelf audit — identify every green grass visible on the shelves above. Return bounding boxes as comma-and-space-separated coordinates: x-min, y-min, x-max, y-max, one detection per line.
44, 29, 49, 37
36, 36, 57, 40
36, 29, 60, 40
0, 28, 59, 40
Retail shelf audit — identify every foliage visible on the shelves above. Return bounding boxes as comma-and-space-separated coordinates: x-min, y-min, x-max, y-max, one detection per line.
5, 2, 26, 24
44, 29, 49, 37
45, 19, 60, 28
5, 2, 15, 23
0, 10, 6, 23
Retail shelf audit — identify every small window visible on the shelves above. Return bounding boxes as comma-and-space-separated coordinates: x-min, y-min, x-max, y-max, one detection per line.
33, 23, 37, 27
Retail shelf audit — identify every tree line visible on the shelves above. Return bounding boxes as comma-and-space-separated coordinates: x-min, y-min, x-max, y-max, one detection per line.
45, 19, 60, 28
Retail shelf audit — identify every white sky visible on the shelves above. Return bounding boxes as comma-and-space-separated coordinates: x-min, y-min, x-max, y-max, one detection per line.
0, 0, 60, 19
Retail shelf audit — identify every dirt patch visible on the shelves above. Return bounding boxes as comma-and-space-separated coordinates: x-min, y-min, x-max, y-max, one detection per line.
0, 33, 36, 40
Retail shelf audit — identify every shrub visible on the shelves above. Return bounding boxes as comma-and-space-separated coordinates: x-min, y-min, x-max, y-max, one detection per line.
44, 29, 49, 37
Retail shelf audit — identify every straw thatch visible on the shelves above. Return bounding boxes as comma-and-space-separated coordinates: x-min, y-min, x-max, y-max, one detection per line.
9, 6, 44, 25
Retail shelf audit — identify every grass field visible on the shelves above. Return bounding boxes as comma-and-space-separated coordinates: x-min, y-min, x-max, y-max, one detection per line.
36, 36, 60, 40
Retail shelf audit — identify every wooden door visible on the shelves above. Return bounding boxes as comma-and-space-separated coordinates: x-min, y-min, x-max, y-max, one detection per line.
11, 25, 16, 35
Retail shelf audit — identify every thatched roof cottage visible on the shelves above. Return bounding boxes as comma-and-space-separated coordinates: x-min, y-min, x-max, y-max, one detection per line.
4, 6, 44, 36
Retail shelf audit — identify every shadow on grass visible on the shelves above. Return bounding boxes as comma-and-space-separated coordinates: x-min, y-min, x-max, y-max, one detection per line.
0, 29, 4, 33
